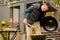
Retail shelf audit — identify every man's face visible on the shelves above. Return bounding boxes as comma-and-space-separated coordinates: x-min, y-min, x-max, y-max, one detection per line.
41, 4, 48, 11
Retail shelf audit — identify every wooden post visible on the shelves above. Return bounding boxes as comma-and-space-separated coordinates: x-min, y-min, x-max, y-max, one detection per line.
10, 7, 14, 28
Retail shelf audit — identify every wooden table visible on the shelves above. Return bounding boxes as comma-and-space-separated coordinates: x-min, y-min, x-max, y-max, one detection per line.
0, 28, 21, 40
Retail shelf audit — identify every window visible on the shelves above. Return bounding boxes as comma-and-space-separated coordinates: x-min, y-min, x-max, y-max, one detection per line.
10, 6, 20, 27
13, 8, 19, 23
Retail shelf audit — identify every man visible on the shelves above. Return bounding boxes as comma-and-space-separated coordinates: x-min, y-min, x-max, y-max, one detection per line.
23, 2, 48, 40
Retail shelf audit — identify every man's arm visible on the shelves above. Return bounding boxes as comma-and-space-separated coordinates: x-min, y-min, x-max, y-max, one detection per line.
23, 6, 34, 18
23, 5, 34, 25
23, 3, 41, 25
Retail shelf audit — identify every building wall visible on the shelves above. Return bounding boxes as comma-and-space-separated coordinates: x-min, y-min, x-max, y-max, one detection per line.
26, 0, 49, 4
0, 5, 10, 20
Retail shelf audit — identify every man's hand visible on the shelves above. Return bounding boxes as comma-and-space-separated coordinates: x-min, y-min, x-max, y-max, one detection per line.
23, 18, 28, 25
